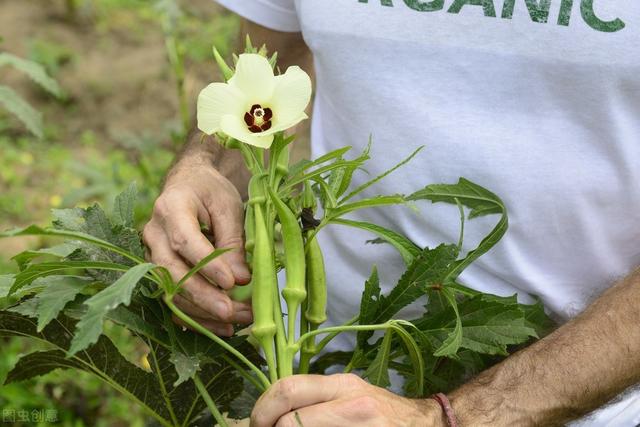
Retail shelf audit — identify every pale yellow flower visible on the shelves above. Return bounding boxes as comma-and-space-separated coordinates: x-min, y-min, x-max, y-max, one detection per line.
197, 53, 312, 148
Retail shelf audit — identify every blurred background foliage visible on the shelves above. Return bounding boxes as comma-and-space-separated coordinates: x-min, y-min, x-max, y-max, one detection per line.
0, 0, 240, 425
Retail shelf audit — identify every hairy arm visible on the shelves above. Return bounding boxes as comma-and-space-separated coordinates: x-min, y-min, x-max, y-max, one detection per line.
447, 267, 640, 426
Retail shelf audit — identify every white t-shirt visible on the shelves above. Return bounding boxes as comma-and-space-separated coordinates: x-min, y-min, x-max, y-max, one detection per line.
216, 1, 640, 425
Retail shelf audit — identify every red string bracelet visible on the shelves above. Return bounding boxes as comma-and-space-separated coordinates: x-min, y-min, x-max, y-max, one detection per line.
430, 393, 459, 427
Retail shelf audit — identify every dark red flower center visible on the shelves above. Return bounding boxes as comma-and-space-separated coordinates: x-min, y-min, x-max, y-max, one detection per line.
244, 104, 273, 133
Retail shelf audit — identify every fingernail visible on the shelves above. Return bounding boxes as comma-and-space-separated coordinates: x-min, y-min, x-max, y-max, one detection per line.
231, 263, 251, 284
215, 300, 230, 320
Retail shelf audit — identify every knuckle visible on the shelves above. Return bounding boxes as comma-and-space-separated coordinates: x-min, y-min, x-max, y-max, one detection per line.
152, 196, 171, 217
274, 413, 298, 427
338, 373, 365, 388
273, 377, 297, 403
347, 395, 380, 417
250, 411, 265, 427
168, 230, 189, 252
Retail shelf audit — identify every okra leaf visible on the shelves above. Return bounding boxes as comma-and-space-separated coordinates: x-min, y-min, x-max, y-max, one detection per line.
9, 260, 131, 296
0, 275, 15, 299
363, 328, 393, 389
112, 182, 138, 228
169, 351, 200, 386
328, 194, 406, 219
432, 287, 463, 357
373, 244, 458, 325
330, 218, 420, 266
356, 266, 381, 351
0, 311, 243, 426
11, 242, 80, 271
69, 263, 156, 355
414, 294, 538, 356
341, 146, 424, 203
389, 321, 425, 396
408, 178, 508, 282
8, 276, 91, 331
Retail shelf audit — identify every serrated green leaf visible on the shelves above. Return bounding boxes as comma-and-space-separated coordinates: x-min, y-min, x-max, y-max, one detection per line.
169, 351, 200, 386
363, 328, 393, 388
415, 294, 538, 356
341, 146, 424, 202
331, 218, 420, 266
11, 242, 79, 271
9, 260, 131, 296
409, 178, 508, 283
0, 311, 244, 426
328, 194, 406, 219
113, 183, 138, 227
0, 85, 43, 138
356, 267, 381, 351
389, 321, 424, 396
433, 287, 463, 357
69, 263, 155, 355
9, 276, 90, 331
0, 275, 15, 299
0, 52, 63, 98
374, 244, 458, 324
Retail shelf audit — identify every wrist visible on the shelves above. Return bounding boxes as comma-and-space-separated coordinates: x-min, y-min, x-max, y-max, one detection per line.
422, 398, 449, 427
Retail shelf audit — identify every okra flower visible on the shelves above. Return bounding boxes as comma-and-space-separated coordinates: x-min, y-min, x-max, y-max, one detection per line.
197, 53, 312, 148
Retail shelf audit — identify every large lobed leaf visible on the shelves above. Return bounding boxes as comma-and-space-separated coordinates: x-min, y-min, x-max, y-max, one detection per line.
1, 310, 247, 426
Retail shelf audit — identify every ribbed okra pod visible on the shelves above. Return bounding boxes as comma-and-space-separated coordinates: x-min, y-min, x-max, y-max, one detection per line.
267, 187, 307, 346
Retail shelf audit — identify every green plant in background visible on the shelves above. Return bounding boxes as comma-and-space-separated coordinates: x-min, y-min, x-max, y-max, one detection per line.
0, 49, 64, 138
0, 43, 554, 426
156, 0, 190, 146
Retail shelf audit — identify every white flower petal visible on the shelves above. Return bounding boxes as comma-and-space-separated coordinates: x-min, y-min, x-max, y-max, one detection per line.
220, 114, 274, 148
197, 83, 246, 135
270, 66, 312, 127
229, 54, 275, 105
267, 113, 308, 135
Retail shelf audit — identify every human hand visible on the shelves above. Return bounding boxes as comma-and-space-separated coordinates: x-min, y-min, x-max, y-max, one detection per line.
250, 374, 444, 427
143, 158, 252, 336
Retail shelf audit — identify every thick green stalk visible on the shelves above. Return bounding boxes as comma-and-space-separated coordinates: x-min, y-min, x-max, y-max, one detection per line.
193, 375, 229, 427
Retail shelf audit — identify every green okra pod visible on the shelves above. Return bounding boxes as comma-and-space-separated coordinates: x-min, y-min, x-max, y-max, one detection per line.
249, 176, 278, 381
267, 187, 307, 329
304, 235, 327, 327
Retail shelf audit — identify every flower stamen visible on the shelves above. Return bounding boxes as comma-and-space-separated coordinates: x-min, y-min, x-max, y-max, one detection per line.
244, 104, 273, 133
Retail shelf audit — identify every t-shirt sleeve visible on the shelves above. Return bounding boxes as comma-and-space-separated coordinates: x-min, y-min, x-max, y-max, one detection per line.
214, 0, 300, 32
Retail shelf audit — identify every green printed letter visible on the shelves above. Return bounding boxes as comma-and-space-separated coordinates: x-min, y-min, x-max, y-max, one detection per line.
580, 0, 625, 32
557, 0, 573, 26
403, 0, 444, 11
448, 0, 497, 17
359, 0, 394, 6
501, 0, 551, 23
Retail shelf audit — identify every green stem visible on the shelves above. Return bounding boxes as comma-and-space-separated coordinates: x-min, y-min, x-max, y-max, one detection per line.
148, 342, 180, 427
164, 295, 271, 390
297, 322, 392, 349
193, 375, 229, 427
314, 316, 358, 354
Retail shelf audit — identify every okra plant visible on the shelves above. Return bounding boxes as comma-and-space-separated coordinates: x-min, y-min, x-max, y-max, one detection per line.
0, 40, 552, 426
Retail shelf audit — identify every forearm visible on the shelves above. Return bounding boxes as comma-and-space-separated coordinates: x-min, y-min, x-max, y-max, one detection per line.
447, 267, 640, 426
